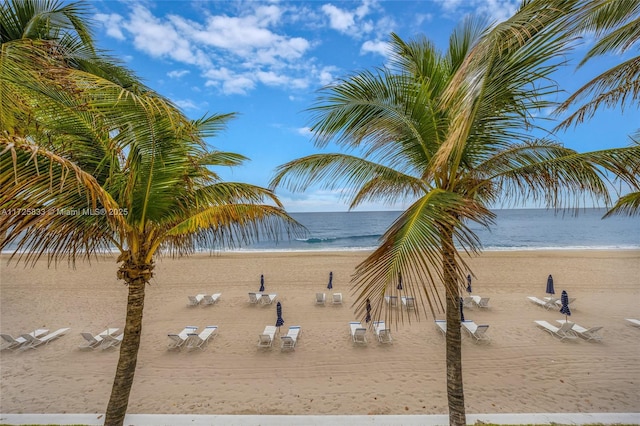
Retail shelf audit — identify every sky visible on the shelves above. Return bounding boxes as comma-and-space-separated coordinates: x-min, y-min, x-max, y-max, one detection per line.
89, 0, 639, 212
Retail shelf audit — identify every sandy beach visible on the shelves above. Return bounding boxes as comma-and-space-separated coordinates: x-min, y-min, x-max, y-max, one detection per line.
1, 250, 639, 416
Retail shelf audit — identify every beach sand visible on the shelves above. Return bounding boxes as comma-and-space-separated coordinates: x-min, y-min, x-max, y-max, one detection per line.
1, 250, 639, 416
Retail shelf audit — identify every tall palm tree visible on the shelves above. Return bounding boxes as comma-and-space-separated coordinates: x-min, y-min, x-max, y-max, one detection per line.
555, 0, 640, 216
1, 2, 302, 425
270, 1, 637, 424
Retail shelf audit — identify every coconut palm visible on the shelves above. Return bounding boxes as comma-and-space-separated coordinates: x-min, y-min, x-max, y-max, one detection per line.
1, 2, 302, 426
555, 0, 640, 216
270, 2, 632, 424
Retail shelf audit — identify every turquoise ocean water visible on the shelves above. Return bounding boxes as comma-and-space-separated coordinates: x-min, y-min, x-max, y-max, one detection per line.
239, 208, 639, 252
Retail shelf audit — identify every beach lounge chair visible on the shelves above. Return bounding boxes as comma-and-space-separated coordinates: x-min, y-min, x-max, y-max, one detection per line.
626, 318, 640, 328
332, 293, 343, 305
546, 297, 576, 308
78, 328, 119, 350
556, 320, 602, 341
401, 296, 416, 310
471, 296, 490, 308
462, 321, 491, 343
435, 320, 447, 336
19, 327, 70, 350
373, 321, 392, 344
202, 293, 221, 305
100, 333, 124, 350
315, 292, 326, 305
258, 325, 277, 348
261, 293, 277, 304
248, 292, 262, 304
167, 326, 198, 350
534, 320, 577, 341
187, 294, 205, 306
281, 326, 301, 350
462, 296, 475, 308
186, 326, 218, 350
527, 296, 555, 310
384, 295, 399, 308
1, 329, 48, 351
350, 321, 367, 344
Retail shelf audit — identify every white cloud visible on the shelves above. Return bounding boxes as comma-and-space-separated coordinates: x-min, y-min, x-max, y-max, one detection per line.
361, 40, 389, 57
320, 0, 381, 38
167, 70, 190, 79
433, 0, 519, 23
174, 99, 197, 110
95, 3, 321, 96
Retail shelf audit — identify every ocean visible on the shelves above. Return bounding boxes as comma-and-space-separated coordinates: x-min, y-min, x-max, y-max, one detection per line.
238, 208, 640, 252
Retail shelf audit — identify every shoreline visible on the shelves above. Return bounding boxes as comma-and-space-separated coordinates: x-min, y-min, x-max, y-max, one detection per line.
1, 249, 639, 416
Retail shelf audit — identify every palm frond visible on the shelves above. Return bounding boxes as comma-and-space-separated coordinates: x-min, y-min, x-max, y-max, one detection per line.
350, 191, 493, 326
604, 191, 640, 216
0, 137, 126, 264
160, 204, 306, 255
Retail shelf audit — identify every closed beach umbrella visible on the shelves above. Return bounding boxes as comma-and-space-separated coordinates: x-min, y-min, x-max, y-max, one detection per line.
275, 301, 284, 330
466, 274, 472, 294
365, 298, 371, 323
260, 274, 265, 292
559, 290, 571, 321
397, 272, 403, 290
459, 297, 465, 322
546, 275, 555, 297
327, 271, 333, 290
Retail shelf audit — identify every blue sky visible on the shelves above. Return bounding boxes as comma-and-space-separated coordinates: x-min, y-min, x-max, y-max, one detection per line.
90, 0, 638, 212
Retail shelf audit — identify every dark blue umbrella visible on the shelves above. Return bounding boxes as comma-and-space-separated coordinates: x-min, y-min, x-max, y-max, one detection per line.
459, 297, 465, 322
546, 275, 555, 297
275, 301, 284, 330
397, 272, 403, 290
327, 271, 333, 290
559, 290, 571, 321
365, 298, 371, 323
466, 274, 472, 294
259, 274, 265, 292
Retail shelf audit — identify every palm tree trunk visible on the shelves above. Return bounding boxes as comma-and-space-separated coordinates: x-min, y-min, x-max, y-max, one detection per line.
104, 274, 147, 426
442, 228, 466, 426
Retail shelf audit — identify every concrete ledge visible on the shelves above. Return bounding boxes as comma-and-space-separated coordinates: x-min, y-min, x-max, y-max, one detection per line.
1, 413, 639, 425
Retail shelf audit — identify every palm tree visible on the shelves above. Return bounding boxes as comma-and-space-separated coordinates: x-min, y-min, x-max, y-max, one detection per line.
1, 2, 302, 425
270, 1, 636, 423
555, 0, 640, 216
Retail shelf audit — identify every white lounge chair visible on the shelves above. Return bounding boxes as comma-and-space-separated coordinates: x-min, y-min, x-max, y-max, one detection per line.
527, 296, 555, 310
187, 294, 205, 306
78, 328, 119, 350
1, 329, 48, 351
281, 326, 301, 350
556, 320, 602, 341
202, 293, 221, 305
401, 296, 416, 310
248, 292, 262, 304
545, 296, 576, 308
626, 318, 640, 328
534, 320, 577, 341
315, 292, 326, 305
167, 326, 198, 350
435, 320, 447, 335
461, 296, 474, 308
261, 293, 277, 305
186, 326, 218, 350
373, 321, 392, 344
471, 296, 490, 308
462, 321, 490, 343
350, 321, 367, 344
384, 295, 399, 308
19, 327, 70, 350
100, 333, 124, 350
332, 293, 343, 305
258, 325, 277, 348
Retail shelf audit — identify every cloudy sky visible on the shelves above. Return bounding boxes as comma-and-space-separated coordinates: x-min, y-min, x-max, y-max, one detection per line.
90, 0, 638, 212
